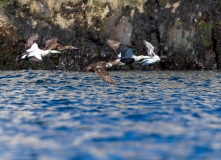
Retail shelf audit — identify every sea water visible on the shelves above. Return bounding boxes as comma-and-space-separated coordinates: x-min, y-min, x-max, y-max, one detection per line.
0, 70, 220, 160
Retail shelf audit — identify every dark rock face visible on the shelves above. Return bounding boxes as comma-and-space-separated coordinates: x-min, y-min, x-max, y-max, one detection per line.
0, 0, 220, 70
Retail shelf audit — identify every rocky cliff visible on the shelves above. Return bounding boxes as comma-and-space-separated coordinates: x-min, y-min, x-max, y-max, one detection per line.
0, 0, 220, 70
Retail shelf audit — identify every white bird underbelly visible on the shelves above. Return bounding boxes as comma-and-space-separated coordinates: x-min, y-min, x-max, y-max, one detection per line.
141, 55, 161, 66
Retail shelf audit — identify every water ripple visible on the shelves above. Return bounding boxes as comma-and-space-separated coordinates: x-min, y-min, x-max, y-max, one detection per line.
0, 70, 221, 159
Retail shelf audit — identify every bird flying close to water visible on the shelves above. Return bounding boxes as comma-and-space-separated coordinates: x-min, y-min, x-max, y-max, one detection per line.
15, 34, 77, 62
16, 34, 61, 62
84, 39, 161, 84
84, 61, 116, 85
138, 40, 161, 66
106, 39, 160, 66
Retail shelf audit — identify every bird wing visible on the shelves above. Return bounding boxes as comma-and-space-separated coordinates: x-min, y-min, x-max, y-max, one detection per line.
26, 43, 39, 53
106, 39, 121, 51
119, 44, 133, 59
28, 56, 42, 62
106, 39, 121, 55
143, 40, 154, 50
143, 40, 155, 56
15, 53, 28, 61
94, 66, 115, 84
25, 34, 39, 50
45, 38, 60, 50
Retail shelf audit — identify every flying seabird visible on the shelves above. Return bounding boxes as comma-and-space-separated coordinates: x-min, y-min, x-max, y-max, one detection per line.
106, 39, 160, 66
138, 40, 161, 66
15, 34, 78, 62
15, 34, 61, 62
84, 61, 116, 84
84, 39, 161, 84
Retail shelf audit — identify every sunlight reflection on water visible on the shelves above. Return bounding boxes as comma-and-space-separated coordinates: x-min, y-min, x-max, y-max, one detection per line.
0, 70, 221, 159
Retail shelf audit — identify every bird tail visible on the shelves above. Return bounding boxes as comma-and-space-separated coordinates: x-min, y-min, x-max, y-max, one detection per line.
15, 54, 26, 61
15, 55, 23, 61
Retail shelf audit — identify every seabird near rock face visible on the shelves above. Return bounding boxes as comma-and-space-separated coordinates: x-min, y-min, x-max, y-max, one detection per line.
16, 34, 62, 62
140, 40, 161, 66
84, 61, 116, 84
106, 39, 160, 66
84, 39, 161, 84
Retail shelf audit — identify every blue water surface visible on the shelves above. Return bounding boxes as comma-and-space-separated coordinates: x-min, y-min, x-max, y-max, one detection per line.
0, 70, 221, 160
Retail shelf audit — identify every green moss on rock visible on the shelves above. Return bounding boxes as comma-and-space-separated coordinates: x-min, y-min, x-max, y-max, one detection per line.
0, 0, 9, 7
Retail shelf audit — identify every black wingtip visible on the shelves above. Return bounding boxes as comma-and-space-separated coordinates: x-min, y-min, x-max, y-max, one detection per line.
15, 55, 22, 62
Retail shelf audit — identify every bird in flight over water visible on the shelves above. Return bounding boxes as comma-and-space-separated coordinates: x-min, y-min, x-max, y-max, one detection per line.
84, 61, 116, 85
15, 34, 77, 62
84, 39, 161, 84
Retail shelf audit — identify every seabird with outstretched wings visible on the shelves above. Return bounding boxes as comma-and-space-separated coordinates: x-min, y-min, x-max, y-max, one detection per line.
84, 61, 116, 85
84, 39, 162, 84
15, 34, 61, 62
